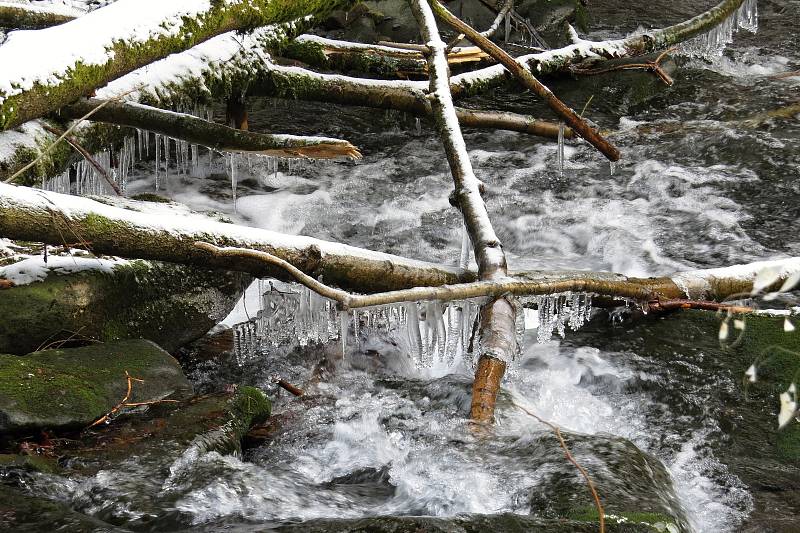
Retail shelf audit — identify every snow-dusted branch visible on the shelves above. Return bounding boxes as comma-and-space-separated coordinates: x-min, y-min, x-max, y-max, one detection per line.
61, 98, 361, 160
410, 0, 516, 423
0, 0, 356, 130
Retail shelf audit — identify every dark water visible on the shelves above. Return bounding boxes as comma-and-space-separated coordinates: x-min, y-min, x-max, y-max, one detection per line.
6, 0, 800, 531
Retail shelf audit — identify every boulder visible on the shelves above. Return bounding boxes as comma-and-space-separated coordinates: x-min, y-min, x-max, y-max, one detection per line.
0, 248, 251, 354
0, 339, 192, 434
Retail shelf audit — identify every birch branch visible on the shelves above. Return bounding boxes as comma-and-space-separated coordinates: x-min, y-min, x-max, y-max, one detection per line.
409, 0, 517, 423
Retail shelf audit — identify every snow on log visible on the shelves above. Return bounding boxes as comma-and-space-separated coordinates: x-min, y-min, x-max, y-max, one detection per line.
0, 0, 355, 130
0, 1, 81, 29
0, 182, 470, 293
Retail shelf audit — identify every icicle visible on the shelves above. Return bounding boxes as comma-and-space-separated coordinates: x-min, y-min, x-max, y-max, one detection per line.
609, 161, 617, 176
163, 136, 170, 188
415, 117, 422, 135
340, 310, 349, 357
228, 153, 238, 210
154, 133, 161, 190
557, 122, 565, 177
504, 10, 511, 42
679, 0, 758, 58
459, 223, 471, 269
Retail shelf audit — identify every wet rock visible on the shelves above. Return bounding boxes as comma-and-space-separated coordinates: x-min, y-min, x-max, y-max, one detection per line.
277, 512, 656, 532
0, 485, 117, 533
0, 249, 251, 354
518, 432, 689, 532
0, 339, 192, 435
13, 387, 273, 527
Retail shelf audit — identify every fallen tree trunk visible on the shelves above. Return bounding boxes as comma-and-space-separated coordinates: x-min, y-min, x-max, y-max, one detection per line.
61, 98, 361, 160
0, 0, 355, 130
0, 183, 795, 305
0, 182, 470, 293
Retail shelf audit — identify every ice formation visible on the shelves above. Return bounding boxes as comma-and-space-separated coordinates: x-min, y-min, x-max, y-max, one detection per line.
232, 281, 599, 367
679, 0, 758, 58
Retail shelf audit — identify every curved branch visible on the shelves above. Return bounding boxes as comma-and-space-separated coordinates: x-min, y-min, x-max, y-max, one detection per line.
61, 98, 362, 160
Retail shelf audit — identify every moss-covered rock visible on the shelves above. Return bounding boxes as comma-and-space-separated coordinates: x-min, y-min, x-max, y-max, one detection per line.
518, 432, 688, 532
0, 485, 116, 532
0, 252, 251, 354
0, 339, 192, 434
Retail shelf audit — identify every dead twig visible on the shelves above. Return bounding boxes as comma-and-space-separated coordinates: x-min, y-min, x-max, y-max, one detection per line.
39, 123, 122, 196
87, 371, 178, 428
649, 298, 754, 314
571, 48, 677, 87
512, 400, 605, 533
5, 87, 139, 184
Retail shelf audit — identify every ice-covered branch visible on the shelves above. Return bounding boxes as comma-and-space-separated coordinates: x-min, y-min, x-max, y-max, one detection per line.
0, 0, 356, 130
430, 0, 620, 161
61, 98, 362, 160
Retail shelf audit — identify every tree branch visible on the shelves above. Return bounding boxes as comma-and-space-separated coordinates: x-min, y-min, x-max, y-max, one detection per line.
0, 1, 80, 29
61, 98, 362, 160
430, 0, 620, 161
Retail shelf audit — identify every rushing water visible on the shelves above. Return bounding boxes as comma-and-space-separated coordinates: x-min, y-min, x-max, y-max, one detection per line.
11, 0, 800, 531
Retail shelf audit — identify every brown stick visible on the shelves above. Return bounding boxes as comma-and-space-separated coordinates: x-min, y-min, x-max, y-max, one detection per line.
648, 299, 754, 314
40, 123, 123, 196
430, 0, 621, 161
87, 371, 178, 428
513, 400, 605, 533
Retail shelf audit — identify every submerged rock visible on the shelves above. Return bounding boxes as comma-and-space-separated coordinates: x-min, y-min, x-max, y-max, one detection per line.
0, 247, 251, 354
0, 339, 192, 434
278, 513, 659, 532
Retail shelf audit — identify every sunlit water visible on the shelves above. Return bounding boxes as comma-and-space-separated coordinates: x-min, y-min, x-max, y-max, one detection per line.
18, 0, 800, 531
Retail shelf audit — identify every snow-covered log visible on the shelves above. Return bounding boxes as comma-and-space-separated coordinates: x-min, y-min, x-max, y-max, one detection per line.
0, 183, 470, 293
61, 98, 361, 160
0, 1, 81, 29
0, 0, 354, 130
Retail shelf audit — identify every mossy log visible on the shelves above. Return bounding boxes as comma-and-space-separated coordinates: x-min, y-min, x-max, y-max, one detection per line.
0, 0, 357, 130
0, 1, 79, 29
61, 98, 362, 159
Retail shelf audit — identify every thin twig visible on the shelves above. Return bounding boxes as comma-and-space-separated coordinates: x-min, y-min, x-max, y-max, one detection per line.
571, 48, 677, 87
512, 400, 605, 533
40, 123, 122, 196
87, 370, 178, 428
5, 87, 138, 184
648, 299, 754, 314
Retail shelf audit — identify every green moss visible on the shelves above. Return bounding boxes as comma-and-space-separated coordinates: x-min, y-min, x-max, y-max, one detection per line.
130, 193, 173, 203
0, 339, 190, 433
567, 507, 679, 531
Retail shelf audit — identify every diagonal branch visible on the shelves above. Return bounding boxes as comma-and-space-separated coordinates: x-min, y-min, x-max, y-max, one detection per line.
409, 0, 516, 423
430, 0, 620, 161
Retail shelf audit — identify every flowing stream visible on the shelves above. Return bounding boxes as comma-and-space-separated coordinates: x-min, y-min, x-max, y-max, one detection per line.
12, 1, 800, 531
